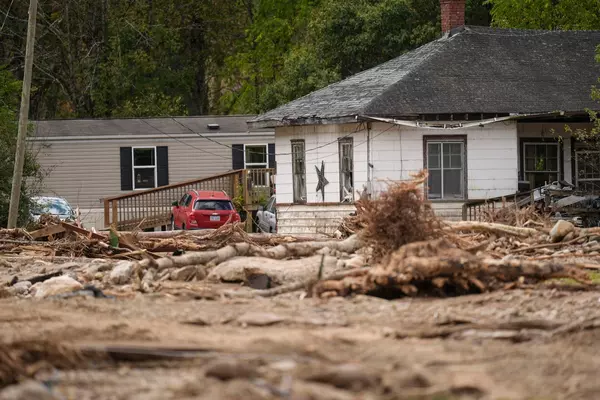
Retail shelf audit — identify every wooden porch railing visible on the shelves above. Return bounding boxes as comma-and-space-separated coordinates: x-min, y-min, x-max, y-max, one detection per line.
462, 190, 536, 221
103, 168, 274, 231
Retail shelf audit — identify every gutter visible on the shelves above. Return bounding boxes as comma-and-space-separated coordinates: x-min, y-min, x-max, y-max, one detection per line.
359, 112, 563, 130
247, 111, 568, 130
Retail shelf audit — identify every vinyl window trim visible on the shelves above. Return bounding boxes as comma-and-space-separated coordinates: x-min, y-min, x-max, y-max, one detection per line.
132, 146, 157, 191
243, 143, 268, 168
423, 135, 468, 201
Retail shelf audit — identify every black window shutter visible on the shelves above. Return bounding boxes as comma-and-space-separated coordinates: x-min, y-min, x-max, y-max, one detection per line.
157, 146, 169, 187
120, 147, 133, 191
232, 144, 244, 170
268, 143, 275, 169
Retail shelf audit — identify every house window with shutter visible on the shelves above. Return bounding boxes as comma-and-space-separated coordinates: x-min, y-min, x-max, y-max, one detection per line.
339, 138, 354, 202
245, 144, 268, 186
425, 137, 466, 200
120, 146, 169, 191
133, 147, 157, 189
291, 140, 306, 203
244, 145, 268, 169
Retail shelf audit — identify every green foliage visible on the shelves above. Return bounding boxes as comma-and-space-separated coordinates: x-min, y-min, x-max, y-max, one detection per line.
487, 0, 600, 30
0, 0, 492, 118
0, 67, 40, 227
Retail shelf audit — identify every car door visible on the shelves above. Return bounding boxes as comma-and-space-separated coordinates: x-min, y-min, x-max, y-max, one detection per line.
260, 196, 276, 232
266, 198, 277, 233
174, 194, 189, 227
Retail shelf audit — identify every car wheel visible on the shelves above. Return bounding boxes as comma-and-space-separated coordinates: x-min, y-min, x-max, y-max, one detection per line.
182, 223, 186, 231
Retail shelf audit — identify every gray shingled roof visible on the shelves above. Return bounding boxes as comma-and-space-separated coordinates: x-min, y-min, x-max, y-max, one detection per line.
249, 26, 600, 128
34, 115, 270, 138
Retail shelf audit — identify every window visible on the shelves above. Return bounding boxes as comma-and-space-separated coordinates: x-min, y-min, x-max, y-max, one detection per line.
178, 194, 192, 207
339, 138, 354, 202
576, 151, 600, 192
244, 145, 268, 168
426, 139, 465, 200
245, 144, 269, 186
132, 147, 156, 189
194, 200, 233, 211
120, 146, 168, 191
265, 196, 276, 213
291, 140, 307, 203
523, 143, 559, 188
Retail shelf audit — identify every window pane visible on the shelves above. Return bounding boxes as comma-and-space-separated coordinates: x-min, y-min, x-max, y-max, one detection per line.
443, 153, 450, 168
428, 170, 442, 198
547, 158, 558, 172
246, 146, 267, 164
536, 145, 546, 158
525, 158, 535, 171
134, 148, 155, 166
547, 145, 558, 158
443, 169, 462, 198
451, 154, 462, 168
428, 143, 440, 168
194, 200, 233, 210
134, 168, 155, 189
445, 143, 462, 155
525, 145, 535, 157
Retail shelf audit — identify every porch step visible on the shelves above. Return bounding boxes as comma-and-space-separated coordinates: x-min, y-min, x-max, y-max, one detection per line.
277, 205, 356, 236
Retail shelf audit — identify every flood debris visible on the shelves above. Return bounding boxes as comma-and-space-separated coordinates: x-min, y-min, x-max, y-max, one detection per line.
2, 171, 600, 303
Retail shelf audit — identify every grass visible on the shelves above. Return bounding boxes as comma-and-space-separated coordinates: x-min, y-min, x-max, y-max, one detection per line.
549, 271, 600, 286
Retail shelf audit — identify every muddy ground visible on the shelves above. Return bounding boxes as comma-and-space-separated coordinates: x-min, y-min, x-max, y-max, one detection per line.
3, 274, 600, 400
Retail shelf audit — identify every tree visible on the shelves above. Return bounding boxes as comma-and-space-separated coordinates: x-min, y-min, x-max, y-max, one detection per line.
0, 67, 40, 227
487, 0, 600, 30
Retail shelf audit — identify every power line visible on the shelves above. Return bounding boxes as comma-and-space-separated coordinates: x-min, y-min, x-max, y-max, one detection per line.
139, 119, 231, 160
169, 117, 366, 157
143, 117, 396, 166
303, 123, 397, 163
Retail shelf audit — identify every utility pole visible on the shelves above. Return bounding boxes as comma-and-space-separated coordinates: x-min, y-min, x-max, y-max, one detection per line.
7, 0, 38, 228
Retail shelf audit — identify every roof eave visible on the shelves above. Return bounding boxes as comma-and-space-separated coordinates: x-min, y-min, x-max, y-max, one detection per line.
247, 115, 360, 129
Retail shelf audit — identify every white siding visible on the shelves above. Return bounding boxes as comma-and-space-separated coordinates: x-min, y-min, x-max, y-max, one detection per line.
275, 121, 519, 204
274, 121, 519, 234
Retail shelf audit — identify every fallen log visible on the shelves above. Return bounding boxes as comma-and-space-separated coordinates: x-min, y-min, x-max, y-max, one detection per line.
445, 221, 539, 238
144, 235, 362, 271
99, 229, 331, 242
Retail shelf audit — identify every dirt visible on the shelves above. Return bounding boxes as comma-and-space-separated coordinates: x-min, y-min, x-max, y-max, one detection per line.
3, 272, 600, 400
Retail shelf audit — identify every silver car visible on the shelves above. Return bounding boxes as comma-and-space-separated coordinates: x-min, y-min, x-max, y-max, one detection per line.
256, 195, 277, 233
30, 196, 75, 222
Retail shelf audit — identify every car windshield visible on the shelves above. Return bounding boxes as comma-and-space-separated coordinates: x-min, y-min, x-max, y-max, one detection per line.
194, 200, 233, 211
32, 198, 72, 216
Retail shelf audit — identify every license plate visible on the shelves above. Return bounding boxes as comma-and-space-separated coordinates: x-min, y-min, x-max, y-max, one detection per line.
210, 215, 220, 221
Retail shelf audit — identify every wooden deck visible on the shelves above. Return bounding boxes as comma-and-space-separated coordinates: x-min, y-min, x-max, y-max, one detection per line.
103, 168, 274, 231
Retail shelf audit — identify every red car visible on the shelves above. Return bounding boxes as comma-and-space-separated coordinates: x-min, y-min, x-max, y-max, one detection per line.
171, 190, 241, 230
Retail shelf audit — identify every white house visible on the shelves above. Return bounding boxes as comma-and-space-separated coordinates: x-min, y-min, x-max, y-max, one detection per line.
249, 0, 600, 235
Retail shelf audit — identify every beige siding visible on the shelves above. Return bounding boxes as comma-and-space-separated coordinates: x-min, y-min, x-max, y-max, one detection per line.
30, 134, 273, 210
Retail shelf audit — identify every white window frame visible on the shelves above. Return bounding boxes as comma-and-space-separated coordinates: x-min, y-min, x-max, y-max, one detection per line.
426, 140, 465, 200
522, 142, 560, 186
576, 150, 600, 189
132, 146, 157, 190
243, 144, 268, 169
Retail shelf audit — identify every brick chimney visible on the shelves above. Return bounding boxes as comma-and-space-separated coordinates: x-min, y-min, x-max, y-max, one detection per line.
440, 0, 465, 33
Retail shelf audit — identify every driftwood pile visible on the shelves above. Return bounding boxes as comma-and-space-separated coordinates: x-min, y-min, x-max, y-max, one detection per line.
2, 171, 600, 300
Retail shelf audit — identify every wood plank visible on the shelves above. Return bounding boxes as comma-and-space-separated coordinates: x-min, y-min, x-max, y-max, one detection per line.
29, 224, 66, 239
61, 221, 106, 240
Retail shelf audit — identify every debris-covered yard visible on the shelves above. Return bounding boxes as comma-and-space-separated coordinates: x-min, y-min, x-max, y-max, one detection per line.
3, 173, 600, 399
